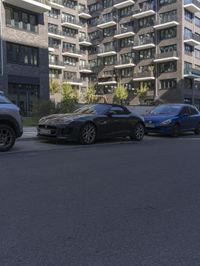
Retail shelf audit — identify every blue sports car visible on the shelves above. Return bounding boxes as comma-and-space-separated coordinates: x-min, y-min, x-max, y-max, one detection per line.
144, 104, 200, 137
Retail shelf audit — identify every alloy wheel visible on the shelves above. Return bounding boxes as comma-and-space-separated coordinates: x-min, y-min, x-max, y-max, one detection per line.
0, 126, 15, 151
81, 123, 96, 144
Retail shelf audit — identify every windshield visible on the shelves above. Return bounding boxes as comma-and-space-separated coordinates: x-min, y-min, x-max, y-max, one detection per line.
151, 105, 181, 116
74, 104, 109, 115
0, 95, 11, 104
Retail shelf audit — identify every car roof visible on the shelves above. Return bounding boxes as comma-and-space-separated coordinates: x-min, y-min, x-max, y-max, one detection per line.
157, 103, 197, 108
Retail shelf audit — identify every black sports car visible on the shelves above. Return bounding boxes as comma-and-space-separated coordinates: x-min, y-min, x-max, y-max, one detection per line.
37, 104, 145, 144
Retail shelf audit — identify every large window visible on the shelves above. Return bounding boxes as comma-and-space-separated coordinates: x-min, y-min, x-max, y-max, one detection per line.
63, 56, 77, 66
138, 16, 154, 28
48, 8, 59, 19
120, 37, 134, 48
160, 44, 177, 53
120, 68, 132, 78
159, 27, 177, 40
7, 42, 39, 66
160, 79, 177, 90
104, 55, 117, 65
158, 62, 177, 73
159, 0, 176, 6
139, 49, 155, 60
5, 6, 38, 33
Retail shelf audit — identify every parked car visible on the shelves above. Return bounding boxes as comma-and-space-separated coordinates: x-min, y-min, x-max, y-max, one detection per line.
144, 103, 200, 137
37, 103, 145, 144
0, 92, 23, 151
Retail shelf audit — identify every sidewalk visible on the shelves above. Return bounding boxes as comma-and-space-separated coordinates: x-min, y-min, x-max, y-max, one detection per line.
19, 127, 37, 141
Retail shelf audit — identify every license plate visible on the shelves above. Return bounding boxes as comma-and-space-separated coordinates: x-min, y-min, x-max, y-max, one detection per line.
145, 123, 155, 128
39, 128, 51, 135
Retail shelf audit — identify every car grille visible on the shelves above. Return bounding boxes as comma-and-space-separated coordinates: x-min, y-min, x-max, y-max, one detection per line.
38, 125, 57, 130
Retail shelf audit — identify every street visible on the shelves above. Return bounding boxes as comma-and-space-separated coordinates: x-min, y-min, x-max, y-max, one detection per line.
1, 136, 200, 266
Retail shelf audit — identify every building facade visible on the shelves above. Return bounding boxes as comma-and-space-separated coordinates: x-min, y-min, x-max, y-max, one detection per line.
86, 0, 200, 107
1, 0, 200, 113
0, 0, 50, 116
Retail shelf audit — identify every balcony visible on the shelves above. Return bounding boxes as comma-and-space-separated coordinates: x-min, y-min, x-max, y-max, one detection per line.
97, 47, 117, 57
133, 71, 155, 81
2, 0, 51, 13
79, 37, 92, 46
184, 0, 200, 13
154, 15, 179, 30
79, 65, 93, 73
98, 80, 117, 85
78, 7, 92, 19
48, 0, 64, 8
63, 77, 83, 86
132, 38, 155, 50
97, 17, 117, 29
114, 58, 135, 68
49, 60, 65, 70
184, 33, 200, 46
114, 0, 135, 9
62, 48, 83, 57
132, 4, 155, 19
184, 67, 200, 78
61, 18, 82, 30
154, 51, 179, 63
114, 26, 135, 39
48, 28, 65, 39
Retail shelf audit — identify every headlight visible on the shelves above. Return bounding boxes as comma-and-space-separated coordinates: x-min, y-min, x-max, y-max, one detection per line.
160, 119, 172, 126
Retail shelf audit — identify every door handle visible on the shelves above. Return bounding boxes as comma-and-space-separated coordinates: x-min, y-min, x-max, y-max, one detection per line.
99, 120, 107, 125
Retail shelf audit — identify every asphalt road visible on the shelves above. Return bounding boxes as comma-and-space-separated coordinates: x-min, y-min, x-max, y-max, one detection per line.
1, 135, 200, 266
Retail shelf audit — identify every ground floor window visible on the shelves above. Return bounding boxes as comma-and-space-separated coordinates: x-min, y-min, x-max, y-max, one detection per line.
8, 83, 39, 116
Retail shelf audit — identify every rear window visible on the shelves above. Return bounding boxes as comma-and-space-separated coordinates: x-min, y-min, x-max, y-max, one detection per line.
0, 95, 11, 104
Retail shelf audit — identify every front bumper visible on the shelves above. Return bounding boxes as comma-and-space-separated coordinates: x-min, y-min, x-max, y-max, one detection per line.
145, 124, 173, 135
37, 124, 79, 140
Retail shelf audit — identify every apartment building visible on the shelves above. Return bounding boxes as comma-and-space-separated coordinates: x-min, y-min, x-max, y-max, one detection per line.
48, 0, 91, 103
0, 0, 50, 116
86, 0, 200, 107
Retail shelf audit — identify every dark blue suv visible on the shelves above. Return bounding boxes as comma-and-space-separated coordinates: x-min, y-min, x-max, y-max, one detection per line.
144, 104, 200, 137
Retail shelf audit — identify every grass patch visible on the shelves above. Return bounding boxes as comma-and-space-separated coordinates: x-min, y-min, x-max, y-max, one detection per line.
23, 117, 38, 127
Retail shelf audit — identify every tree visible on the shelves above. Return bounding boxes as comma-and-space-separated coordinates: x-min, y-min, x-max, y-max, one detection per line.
49, 79, 60, 95
86, 83, 97, 103
137, 83, 148, 104
58, 83, 78, 113
114, 83, 128, 105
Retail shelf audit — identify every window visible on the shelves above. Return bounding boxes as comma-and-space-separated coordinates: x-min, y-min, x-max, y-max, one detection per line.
103, 27, 116, 37
160, 79, 177, 90
5, 6, 38, 33
120, 68, 132, 78
119, 6, 133, 18
184, 61, 192, 73
63, 57, 77, 66
88, 3, 102, 12
185, 10, 193, 22
184, 27, 192, 39
62, 13, 76, 24
48, 8, 59, 19
160, 10, 177, 24
160, 44, 177, 53
110, 106, 130, 115
49, 69, 60, 78
138, 16, 154, 28
139, 49, 155, 60
195, 49, 200, 59
63, 0, 76, 9
139, 32, 154, 44
185, 44, 193, 56
189, 106, 199, 115
159, 27, 177, 40
195, 16, 200, 27
103, 0, 113, 8
158, 62, 177, 73
49, 38, 60, 49
120, 52, 134, 64
104, 55, 117, 66
7, 42, 39, 66
62, 27, 77, 38
159, 0, 176, 6
120, 37, 134, 48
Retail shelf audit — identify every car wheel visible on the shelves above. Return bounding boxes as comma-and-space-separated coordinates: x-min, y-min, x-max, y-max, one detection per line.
171, 124, 180, 137
79, 123, 96, 145
0, 124, 16, 152
131, 123, 145, 141
194, 123, 200, 135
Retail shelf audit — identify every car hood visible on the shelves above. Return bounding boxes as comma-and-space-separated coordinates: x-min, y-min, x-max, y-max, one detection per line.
144, 114, 177, 123
39, 113, 94, 125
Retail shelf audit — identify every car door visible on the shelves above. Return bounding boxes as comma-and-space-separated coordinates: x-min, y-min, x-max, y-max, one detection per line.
107, 106, 131, 137
179, 106, 192, 131
188, 106, 200, 130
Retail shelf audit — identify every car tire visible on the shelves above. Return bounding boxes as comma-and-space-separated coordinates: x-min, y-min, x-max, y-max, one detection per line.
0, 124, 16, 152
79, 123, 96, 145
171, 124, 180, 137
131, 123, 145, 141
194, 123, 200, 135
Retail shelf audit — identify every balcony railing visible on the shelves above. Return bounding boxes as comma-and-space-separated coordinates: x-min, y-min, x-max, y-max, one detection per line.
49, 0, 63, 5
184, 67, 200, 76
159, 14, 178, 24
63, 77, 82, 83
63, 47, 86, 55
184, 0, 200, 9
48, 27, 63, 36
132, 3, 154, 15
184, 33, 200, 43
49, 60, 64, 66
98, 46, 117, 53
79, 65, 92, 71
154, 51, 178, 60
62, 17, 80, 25
133, 71, 154, 79
116, 26, 134, 34
98, 16, 117, 24
134, 37, 155, 46
118, 58, 135, 65
79, 36, 91, 42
